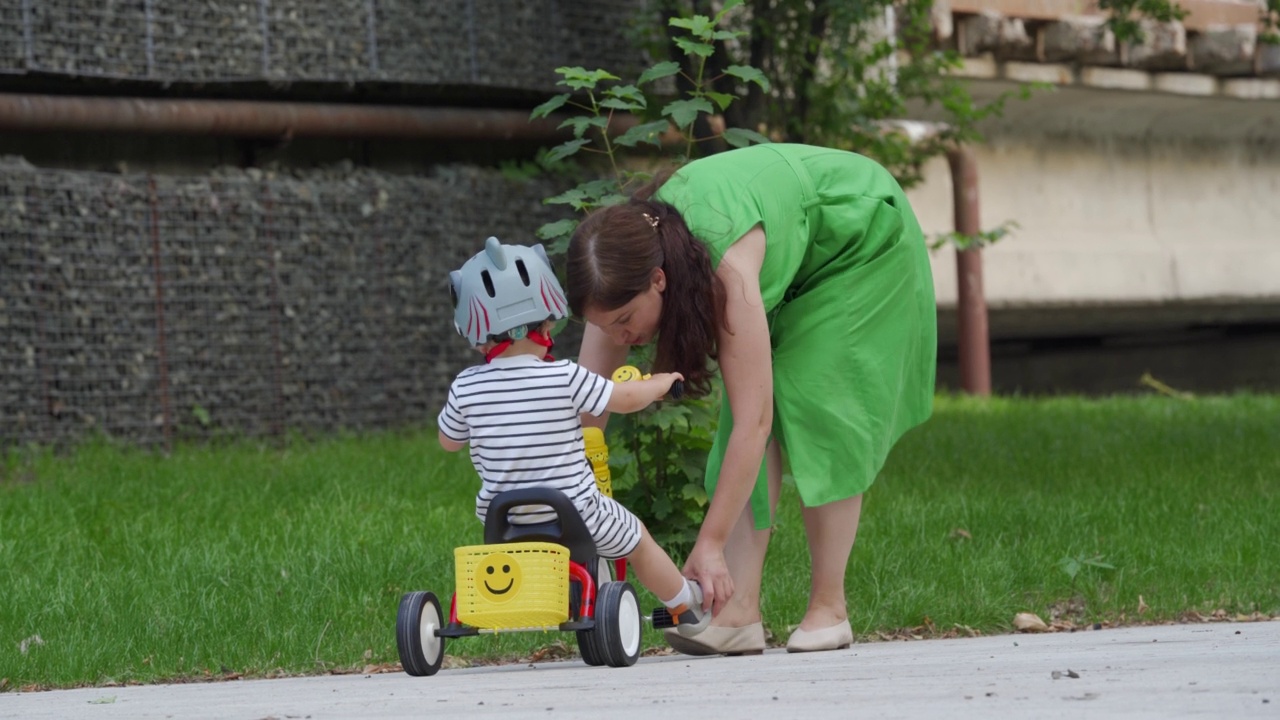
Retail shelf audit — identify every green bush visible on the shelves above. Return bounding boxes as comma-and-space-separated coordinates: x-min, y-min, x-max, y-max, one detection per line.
529, 1, 767, 552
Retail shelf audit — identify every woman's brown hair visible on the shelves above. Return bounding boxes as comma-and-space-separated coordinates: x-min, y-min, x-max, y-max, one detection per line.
566, 174, 727, 397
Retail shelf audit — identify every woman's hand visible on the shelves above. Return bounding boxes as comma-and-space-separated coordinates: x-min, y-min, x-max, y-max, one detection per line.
683, 539, 734, 616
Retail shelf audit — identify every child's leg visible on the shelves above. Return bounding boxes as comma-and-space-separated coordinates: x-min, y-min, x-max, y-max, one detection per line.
627, 523, 707, 635
583, 493, 706, 632
626, 523, 685, 602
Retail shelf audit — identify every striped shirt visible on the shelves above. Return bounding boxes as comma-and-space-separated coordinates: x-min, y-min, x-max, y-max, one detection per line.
438, 355, 614, 524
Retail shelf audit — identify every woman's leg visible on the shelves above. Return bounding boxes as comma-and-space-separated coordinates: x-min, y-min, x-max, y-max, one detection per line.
797, 493, 863, 630
704, 438, 783, 627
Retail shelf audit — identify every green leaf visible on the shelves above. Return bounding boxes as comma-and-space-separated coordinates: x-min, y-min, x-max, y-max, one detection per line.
544, 179, 619, 211
725, 65, 770, 92
721, 127, 771, 148
1083, 555, 1116, 571
705, 91, 735, 111
600, 97, 645, 112
681, 482, 708, 506
669, 14, 715, 39
638, 61, 681, 86
558, 115, 608, 138
547, 235, 570, 257
652, 494, 673, 518
536, 219, 578, 241
544, 138, 591, 163
675, 37, 715, 58
543, 187, 589, 206
662, 98, 715, 129
711, 30, 743, 41
614, 120, 671, 148
716, 0, 745, 20
556, 66, 620, 90
529, 93, 570, 120
604, 84, 645, 103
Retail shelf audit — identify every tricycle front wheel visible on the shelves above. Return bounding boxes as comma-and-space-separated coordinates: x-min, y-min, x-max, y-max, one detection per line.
594, 581, 641, 667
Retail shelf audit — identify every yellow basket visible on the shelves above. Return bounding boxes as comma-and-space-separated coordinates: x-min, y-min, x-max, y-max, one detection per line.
454, 541, 570, 629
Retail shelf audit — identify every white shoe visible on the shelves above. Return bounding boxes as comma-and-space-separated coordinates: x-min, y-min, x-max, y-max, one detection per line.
785, 620, 853, 653
672, 581, 711, 637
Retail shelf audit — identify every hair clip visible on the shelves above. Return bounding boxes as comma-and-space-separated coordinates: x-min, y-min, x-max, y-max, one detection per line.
642, 212, 660, 229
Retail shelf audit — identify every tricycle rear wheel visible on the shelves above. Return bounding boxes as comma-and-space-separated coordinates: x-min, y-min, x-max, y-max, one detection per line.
396, 591, 445, 676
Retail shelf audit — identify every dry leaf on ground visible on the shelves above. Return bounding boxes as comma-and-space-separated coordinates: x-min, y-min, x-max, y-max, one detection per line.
1014, 612, 1050, 632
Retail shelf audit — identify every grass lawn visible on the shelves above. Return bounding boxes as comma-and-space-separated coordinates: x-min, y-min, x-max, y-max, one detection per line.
2, 393, 1277, 690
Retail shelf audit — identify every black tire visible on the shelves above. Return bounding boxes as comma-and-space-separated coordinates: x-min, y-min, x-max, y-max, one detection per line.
571, 574, 604, 666
595, 581, 642, 668
396, 591, 445, 676
576, 626, 606, 666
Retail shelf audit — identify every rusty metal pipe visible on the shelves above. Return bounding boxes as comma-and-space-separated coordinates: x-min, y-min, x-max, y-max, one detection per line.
0, 92, 578, 141
946, 147, 992, 396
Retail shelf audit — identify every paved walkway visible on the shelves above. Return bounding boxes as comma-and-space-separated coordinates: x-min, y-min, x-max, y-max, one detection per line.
2, 621, 1276, 719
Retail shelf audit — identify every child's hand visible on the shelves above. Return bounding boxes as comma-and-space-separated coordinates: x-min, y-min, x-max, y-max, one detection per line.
648, 372, 685, 401
605, 371, 686, 414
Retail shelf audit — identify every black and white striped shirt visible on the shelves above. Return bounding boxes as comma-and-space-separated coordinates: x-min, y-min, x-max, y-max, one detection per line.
438, 355, 614, 523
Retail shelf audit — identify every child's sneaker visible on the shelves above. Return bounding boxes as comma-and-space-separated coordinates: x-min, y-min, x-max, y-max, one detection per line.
671, 581, 710, 638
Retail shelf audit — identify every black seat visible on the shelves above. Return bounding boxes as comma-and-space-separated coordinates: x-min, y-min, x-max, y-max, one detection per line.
482, 488, 598, 565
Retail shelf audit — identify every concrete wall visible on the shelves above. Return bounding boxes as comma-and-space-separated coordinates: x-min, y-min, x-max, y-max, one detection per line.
913, 132, 1280, 308
906, 73, 1280, 393
908, 75, 1280, 320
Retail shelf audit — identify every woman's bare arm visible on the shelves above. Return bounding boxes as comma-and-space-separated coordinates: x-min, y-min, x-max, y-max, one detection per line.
577, 322, 631, 429
683, 225, 773, 614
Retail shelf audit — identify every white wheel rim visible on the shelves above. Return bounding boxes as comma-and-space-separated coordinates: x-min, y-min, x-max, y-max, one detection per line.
618, 590, 641, 657
419, 601, 442, 663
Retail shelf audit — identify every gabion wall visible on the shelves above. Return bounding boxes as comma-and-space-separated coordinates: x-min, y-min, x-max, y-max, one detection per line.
0, 157, 571, 449
0, 0, 644, 89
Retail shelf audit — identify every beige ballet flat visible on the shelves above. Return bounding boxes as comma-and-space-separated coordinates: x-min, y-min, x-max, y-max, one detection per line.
785, 620, 853, 653
663, 622, 766, 656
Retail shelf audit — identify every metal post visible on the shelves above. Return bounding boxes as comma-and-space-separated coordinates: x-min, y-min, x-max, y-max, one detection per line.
946, 147, 992, 396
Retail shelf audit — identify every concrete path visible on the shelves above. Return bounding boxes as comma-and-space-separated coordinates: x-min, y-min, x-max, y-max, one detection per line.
3, 621, 1276, 719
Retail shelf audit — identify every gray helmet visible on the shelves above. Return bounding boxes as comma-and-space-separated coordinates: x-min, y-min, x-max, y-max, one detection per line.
449, 236, 567, 346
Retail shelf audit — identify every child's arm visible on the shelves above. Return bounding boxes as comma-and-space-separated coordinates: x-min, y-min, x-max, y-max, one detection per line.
438, 431, 466, 452
437, 383, 468, 452
605, 372, 684, 414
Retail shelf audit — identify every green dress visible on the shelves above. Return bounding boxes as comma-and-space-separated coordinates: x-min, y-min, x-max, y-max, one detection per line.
654, 143, 936, 528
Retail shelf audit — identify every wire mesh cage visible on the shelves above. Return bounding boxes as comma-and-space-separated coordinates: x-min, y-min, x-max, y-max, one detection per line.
0, 0, 648, 88
0, 158, 571, 449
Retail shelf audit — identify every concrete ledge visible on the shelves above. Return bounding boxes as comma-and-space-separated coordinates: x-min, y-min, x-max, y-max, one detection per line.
955, 57, 1280, 105
960, 54, 1001, 79
1081, 67, 1153, 91
1221, 78, 1280, 100
1153, 72, 1218, 96
948, 0, 1262, 34
1004, 61, 1074, 84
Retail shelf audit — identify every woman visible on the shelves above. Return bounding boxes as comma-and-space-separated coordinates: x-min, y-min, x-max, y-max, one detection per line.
565, 143, 936, 654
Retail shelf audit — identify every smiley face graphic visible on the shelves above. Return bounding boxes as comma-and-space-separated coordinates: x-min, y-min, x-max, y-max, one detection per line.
611, 365, 648, 383
477, 552, 522, 603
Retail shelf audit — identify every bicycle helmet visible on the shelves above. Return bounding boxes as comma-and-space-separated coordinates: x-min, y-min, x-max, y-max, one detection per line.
449, 236, 568, 346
